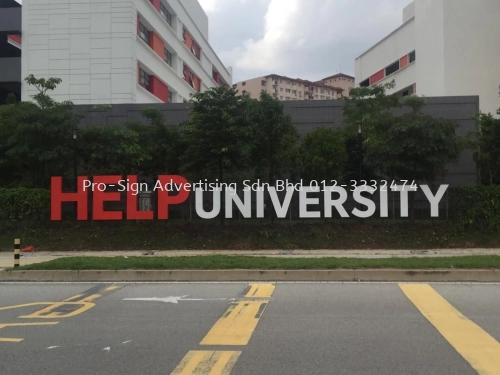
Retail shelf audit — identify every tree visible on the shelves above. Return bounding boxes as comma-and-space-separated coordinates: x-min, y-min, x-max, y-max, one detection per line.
472, 109, 500, 185
78, 125, 148, 176
0, 76, 81, 188
364, 95, 462, 220
182, 86, 252, 182
249, 92, 298, 183
299, 127, 347, 183
127, 107, 185, 176
182, 86, 252, 223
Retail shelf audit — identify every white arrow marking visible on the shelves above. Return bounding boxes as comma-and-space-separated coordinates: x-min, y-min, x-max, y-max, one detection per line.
103, 347, 111, 352
122, 296, 234, 304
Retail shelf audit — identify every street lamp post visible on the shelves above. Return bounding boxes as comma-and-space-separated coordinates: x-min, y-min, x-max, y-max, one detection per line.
357, 122, 363, 183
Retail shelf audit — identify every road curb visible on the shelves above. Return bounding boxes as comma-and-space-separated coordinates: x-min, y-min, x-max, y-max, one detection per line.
1, 269, 500, 282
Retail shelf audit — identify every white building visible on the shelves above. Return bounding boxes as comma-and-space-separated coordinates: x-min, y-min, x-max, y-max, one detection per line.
21, 0, 232, 104
355, 0, 500, 115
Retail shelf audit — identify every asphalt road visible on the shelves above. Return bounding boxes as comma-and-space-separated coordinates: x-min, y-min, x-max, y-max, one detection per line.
1, 282, 499, 375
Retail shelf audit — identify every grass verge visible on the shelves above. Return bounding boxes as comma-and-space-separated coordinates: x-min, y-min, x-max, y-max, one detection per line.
10, 255, 500, 271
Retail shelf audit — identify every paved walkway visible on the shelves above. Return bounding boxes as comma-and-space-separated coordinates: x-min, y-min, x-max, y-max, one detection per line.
1, 248, 499, 270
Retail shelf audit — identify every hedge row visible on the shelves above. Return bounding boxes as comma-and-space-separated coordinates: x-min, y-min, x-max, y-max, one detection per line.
0, 188, 50, 223
452, 186, 500, 232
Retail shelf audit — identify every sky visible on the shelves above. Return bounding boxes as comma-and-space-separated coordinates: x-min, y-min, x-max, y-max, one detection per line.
198, 0, 414, 82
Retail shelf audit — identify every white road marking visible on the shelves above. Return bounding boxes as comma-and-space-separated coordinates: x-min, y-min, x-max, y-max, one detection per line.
122, 296, 235, 304
103, 347, 110, 352
122, 340, 132, 344
46, 346, 59, 350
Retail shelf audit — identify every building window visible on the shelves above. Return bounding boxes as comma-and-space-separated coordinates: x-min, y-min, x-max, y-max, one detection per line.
286, 97, 290, 100
320, 88, 325, 94
160, 3, 173, 27
402, 90, 409, 97
139, 23, 149, 44
261, 80, 267, 86
292, 82, 296, 86
385, 60, 400, 76
280, 88, 283, 92
183, 64, 200, 91
139, 68, 150, 90
168, 91, 173, 103
242, 82, 246, 86
360, 79, 369, 87
164, 48, 172, 67
286, 89, 291, 93
409, 50, 416, 63
242, 90, 247, 94
292, 90, 297, 95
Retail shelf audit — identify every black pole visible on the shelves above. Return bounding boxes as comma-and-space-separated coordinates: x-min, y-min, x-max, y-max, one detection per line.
73, 129, 78, 184
357, 123, 362, 182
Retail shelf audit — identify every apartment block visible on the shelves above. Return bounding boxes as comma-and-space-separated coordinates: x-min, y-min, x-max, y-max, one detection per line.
319, 73, 354, 98
233, 74, 344, 101
355, 0, 500, 114
21, 0, 232, 104
0, 0, 21, 103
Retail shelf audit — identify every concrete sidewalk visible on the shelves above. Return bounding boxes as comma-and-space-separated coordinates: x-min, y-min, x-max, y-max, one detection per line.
1, 248, 499, 270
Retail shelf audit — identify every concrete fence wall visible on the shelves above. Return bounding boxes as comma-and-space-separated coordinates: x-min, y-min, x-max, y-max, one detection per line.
73, 96, 479, 187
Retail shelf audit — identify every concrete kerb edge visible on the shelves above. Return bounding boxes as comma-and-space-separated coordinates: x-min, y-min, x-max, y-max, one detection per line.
1, 269, 500, 282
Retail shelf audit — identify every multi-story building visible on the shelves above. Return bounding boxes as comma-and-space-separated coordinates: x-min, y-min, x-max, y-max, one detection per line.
20, 0, 232, 104
0, 0, 21, 103
355, 0, 500, 115
319, 73, 355, 98
233, 74, 344, 101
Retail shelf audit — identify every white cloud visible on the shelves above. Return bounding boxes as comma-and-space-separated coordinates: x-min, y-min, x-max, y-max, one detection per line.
200, 0, 414, 82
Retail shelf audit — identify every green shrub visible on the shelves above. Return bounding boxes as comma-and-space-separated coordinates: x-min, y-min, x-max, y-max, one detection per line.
453, 186, 500, 232
0, 188, 50, 223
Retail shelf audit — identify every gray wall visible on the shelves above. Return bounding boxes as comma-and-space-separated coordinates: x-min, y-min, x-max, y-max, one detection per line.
73, 96, 479, 187
0, 6, 21, 34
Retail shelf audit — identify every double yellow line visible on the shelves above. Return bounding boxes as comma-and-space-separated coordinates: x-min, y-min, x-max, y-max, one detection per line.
171, 283, 275, 374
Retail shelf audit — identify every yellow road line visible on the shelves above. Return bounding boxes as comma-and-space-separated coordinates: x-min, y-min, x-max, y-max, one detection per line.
0, 322, 59, 328
244, 283, 275, 298
170, 351, 241, 375
105, 285, 119, 291
0, 338, 24, 343
200, 301, 268, 346
0, 322, 59, 343
63, 294, 84, 302
400, 284, 500, 375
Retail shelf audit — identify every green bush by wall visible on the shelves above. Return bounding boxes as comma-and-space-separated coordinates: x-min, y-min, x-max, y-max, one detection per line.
0, 188, 50, 223
453, 186, 500, 232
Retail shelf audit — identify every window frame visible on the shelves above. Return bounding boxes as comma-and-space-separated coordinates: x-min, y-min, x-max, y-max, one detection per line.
139, 68, 150, 90
139, 22, 150, 44
160, 3, 173, 27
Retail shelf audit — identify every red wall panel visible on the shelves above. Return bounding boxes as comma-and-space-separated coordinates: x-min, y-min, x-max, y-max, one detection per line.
150, 76, 169, 102
7, 34, 22, 45
369, 70, 385, 85
400, 55, 409, 69
150, 0, 161, 11
149, 32, 164, 57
